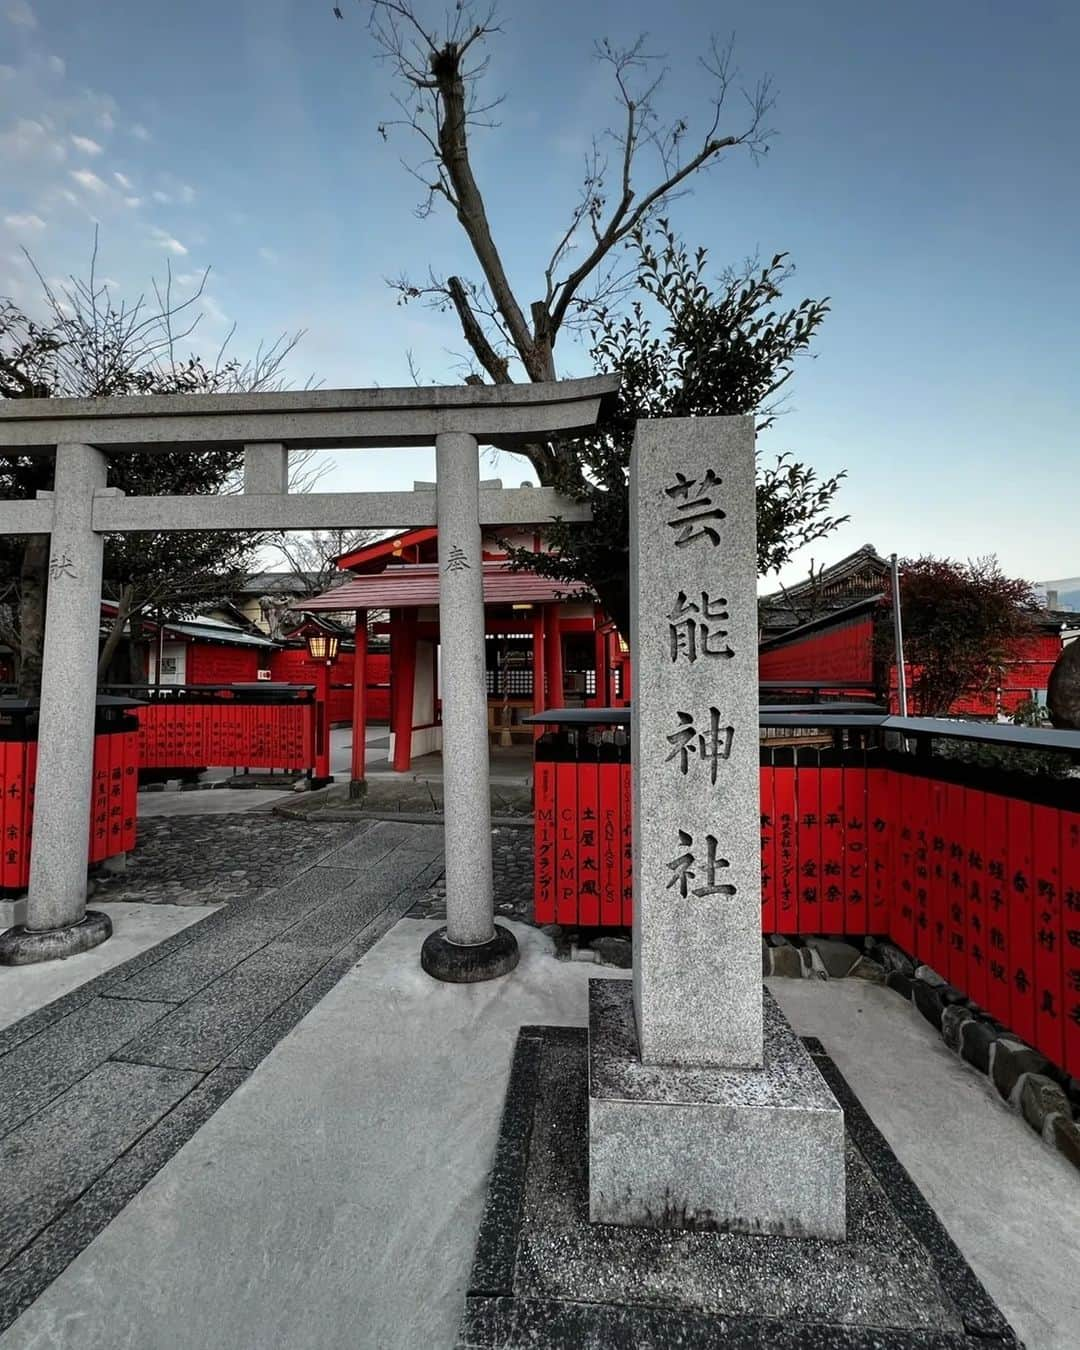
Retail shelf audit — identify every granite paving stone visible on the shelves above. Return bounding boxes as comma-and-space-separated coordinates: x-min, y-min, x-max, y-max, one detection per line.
0, 1066, 251, 1333
238, 865, 361, 920
0, 996, 174, 1138
104, 921, 291, 1004
0, 816, 464, 1335
220, 883, 438, 1070
112, 944, 343, 1073
0, 910, 224, 1058
0, 1061, 201, 1270
272, 883, 397, 951
317, 820, 431, 871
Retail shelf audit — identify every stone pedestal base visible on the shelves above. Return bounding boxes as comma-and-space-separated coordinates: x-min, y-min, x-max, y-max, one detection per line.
420, 924, 519, 983
588, 980, 846, 1239
0, 910, 112, 966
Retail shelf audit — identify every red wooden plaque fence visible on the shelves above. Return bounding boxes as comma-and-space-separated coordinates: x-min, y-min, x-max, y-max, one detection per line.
1, 720, 137, 892
134, 690, 315, 772
534, 735, 1080, 1079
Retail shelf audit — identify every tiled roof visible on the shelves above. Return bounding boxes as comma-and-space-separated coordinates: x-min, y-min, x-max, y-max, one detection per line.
304, 561, 591, 610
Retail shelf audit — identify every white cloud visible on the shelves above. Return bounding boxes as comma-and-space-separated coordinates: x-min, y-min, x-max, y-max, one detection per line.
71, 134, 103, 155
0, 117, 65, 162
69, 168, 107, 193
123, 195, 141, 208
4, 1, 37, 30
113, 170, 133, 189
151, 189, 170, 204
150, 227, 187, 255
47, 53, 64, 76
3, 211, 46, 230
174, 271, 202, 287
130, 123, 151, 142
257, 246, 278, 264
100, 109, 114, 132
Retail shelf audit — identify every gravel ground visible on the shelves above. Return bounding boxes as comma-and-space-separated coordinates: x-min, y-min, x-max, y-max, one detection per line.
405, 826, 534, 925
91, 816, 365, 907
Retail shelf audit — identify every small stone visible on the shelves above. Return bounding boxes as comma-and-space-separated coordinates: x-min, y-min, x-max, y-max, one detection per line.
885, 970, 913, 1000
1020, 1074, 1070, 1134
941, 1004, 974, 1053
913, 979, 950, 1031
805, 946, 830, 980
769, 945, 807, 979
876, 942, 916, 978
915, 964, 946, 988
848, 956, 887, 985
1049, 1114, 1080, 1171
591, 936, 631, 969
540, 924, 563, 938
806, 937, 862, 978
292, 779, 310, 793
959, 1018, 999, 1075
991, 1038, 1052, 1102
768, 934, 791, 947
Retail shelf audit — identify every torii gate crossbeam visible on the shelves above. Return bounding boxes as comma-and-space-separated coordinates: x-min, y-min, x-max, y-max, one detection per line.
0, 376, 615, 978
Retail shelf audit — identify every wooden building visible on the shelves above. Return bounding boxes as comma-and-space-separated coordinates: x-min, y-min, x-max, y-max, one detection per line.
303, 525, 628, 774
758, 548, 1068, 717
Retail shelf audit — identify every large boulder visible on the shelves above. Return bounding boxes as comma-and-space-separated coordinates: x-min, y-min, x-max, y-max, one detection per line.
1047, 639, 1080, 729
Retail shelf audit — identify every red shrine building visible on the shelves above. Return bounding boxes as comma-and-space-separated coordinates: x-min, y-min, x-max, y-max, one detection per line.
303, 524, 629, 775
757, 545, 1070, 716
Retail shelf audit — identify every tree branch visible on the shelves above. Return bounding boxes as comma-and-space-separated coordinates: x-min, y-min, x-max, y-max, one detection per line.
447, 276, 511, 383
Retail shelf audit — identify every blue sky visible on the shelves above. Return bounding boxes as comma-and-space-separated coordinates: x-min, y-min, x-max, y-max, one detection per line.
2, 0, 1077, 590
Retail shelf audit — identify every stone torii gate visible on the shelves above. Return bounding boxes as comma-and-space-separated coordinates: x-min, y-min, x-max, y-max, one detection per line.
0, 377, 615, 976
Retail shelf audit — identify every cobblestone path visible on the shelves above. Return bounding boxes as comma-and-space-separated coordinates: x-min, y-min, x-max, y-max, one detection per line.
95, 815, 537, 925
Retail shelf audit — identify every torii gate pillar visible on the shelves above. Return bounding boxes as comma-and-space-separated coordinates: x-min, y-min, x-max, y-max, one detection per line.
420, 432, 518, 982
0, 444, 113, 964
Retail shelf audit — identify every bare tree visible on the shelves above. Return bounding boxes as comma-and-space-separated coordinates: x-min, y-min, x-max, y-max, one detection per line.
260, 528, 384, 636
1, 234, 320, 693
344, 0, 773, 483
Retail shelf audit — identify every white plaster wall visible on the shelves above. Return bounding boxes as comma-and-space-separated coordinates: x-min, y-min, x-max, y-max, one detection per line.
386, 641, 443, 762
148, 641, 187, 684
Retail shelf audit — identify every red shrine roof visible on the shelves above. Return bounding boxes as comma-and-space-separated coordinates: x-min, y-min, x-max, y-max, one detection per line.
303, 560, 591, 611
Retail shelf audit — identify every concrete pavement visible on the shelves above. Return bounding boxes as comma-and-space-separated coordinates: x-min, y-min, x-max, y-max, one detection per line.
1, 916, 1075, 1350
0, 903, 218, 1033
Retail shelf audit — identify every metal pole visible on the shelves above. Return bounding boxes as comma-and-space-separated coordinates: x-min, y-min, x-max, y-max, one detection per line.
890, 553, 908, 717
421, 431, 518, 982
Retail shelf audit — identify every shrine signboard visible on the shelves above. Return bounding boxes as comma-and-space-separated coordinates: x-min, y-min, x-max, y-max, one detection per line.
588, 415, 847, 1239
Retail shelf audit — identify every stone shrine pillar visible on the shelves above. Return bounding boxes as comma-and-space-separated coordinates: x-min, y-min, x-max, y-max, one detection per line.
420, 432, 519, 982
587, 417, 846, 1238
0, 444, 113, 964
